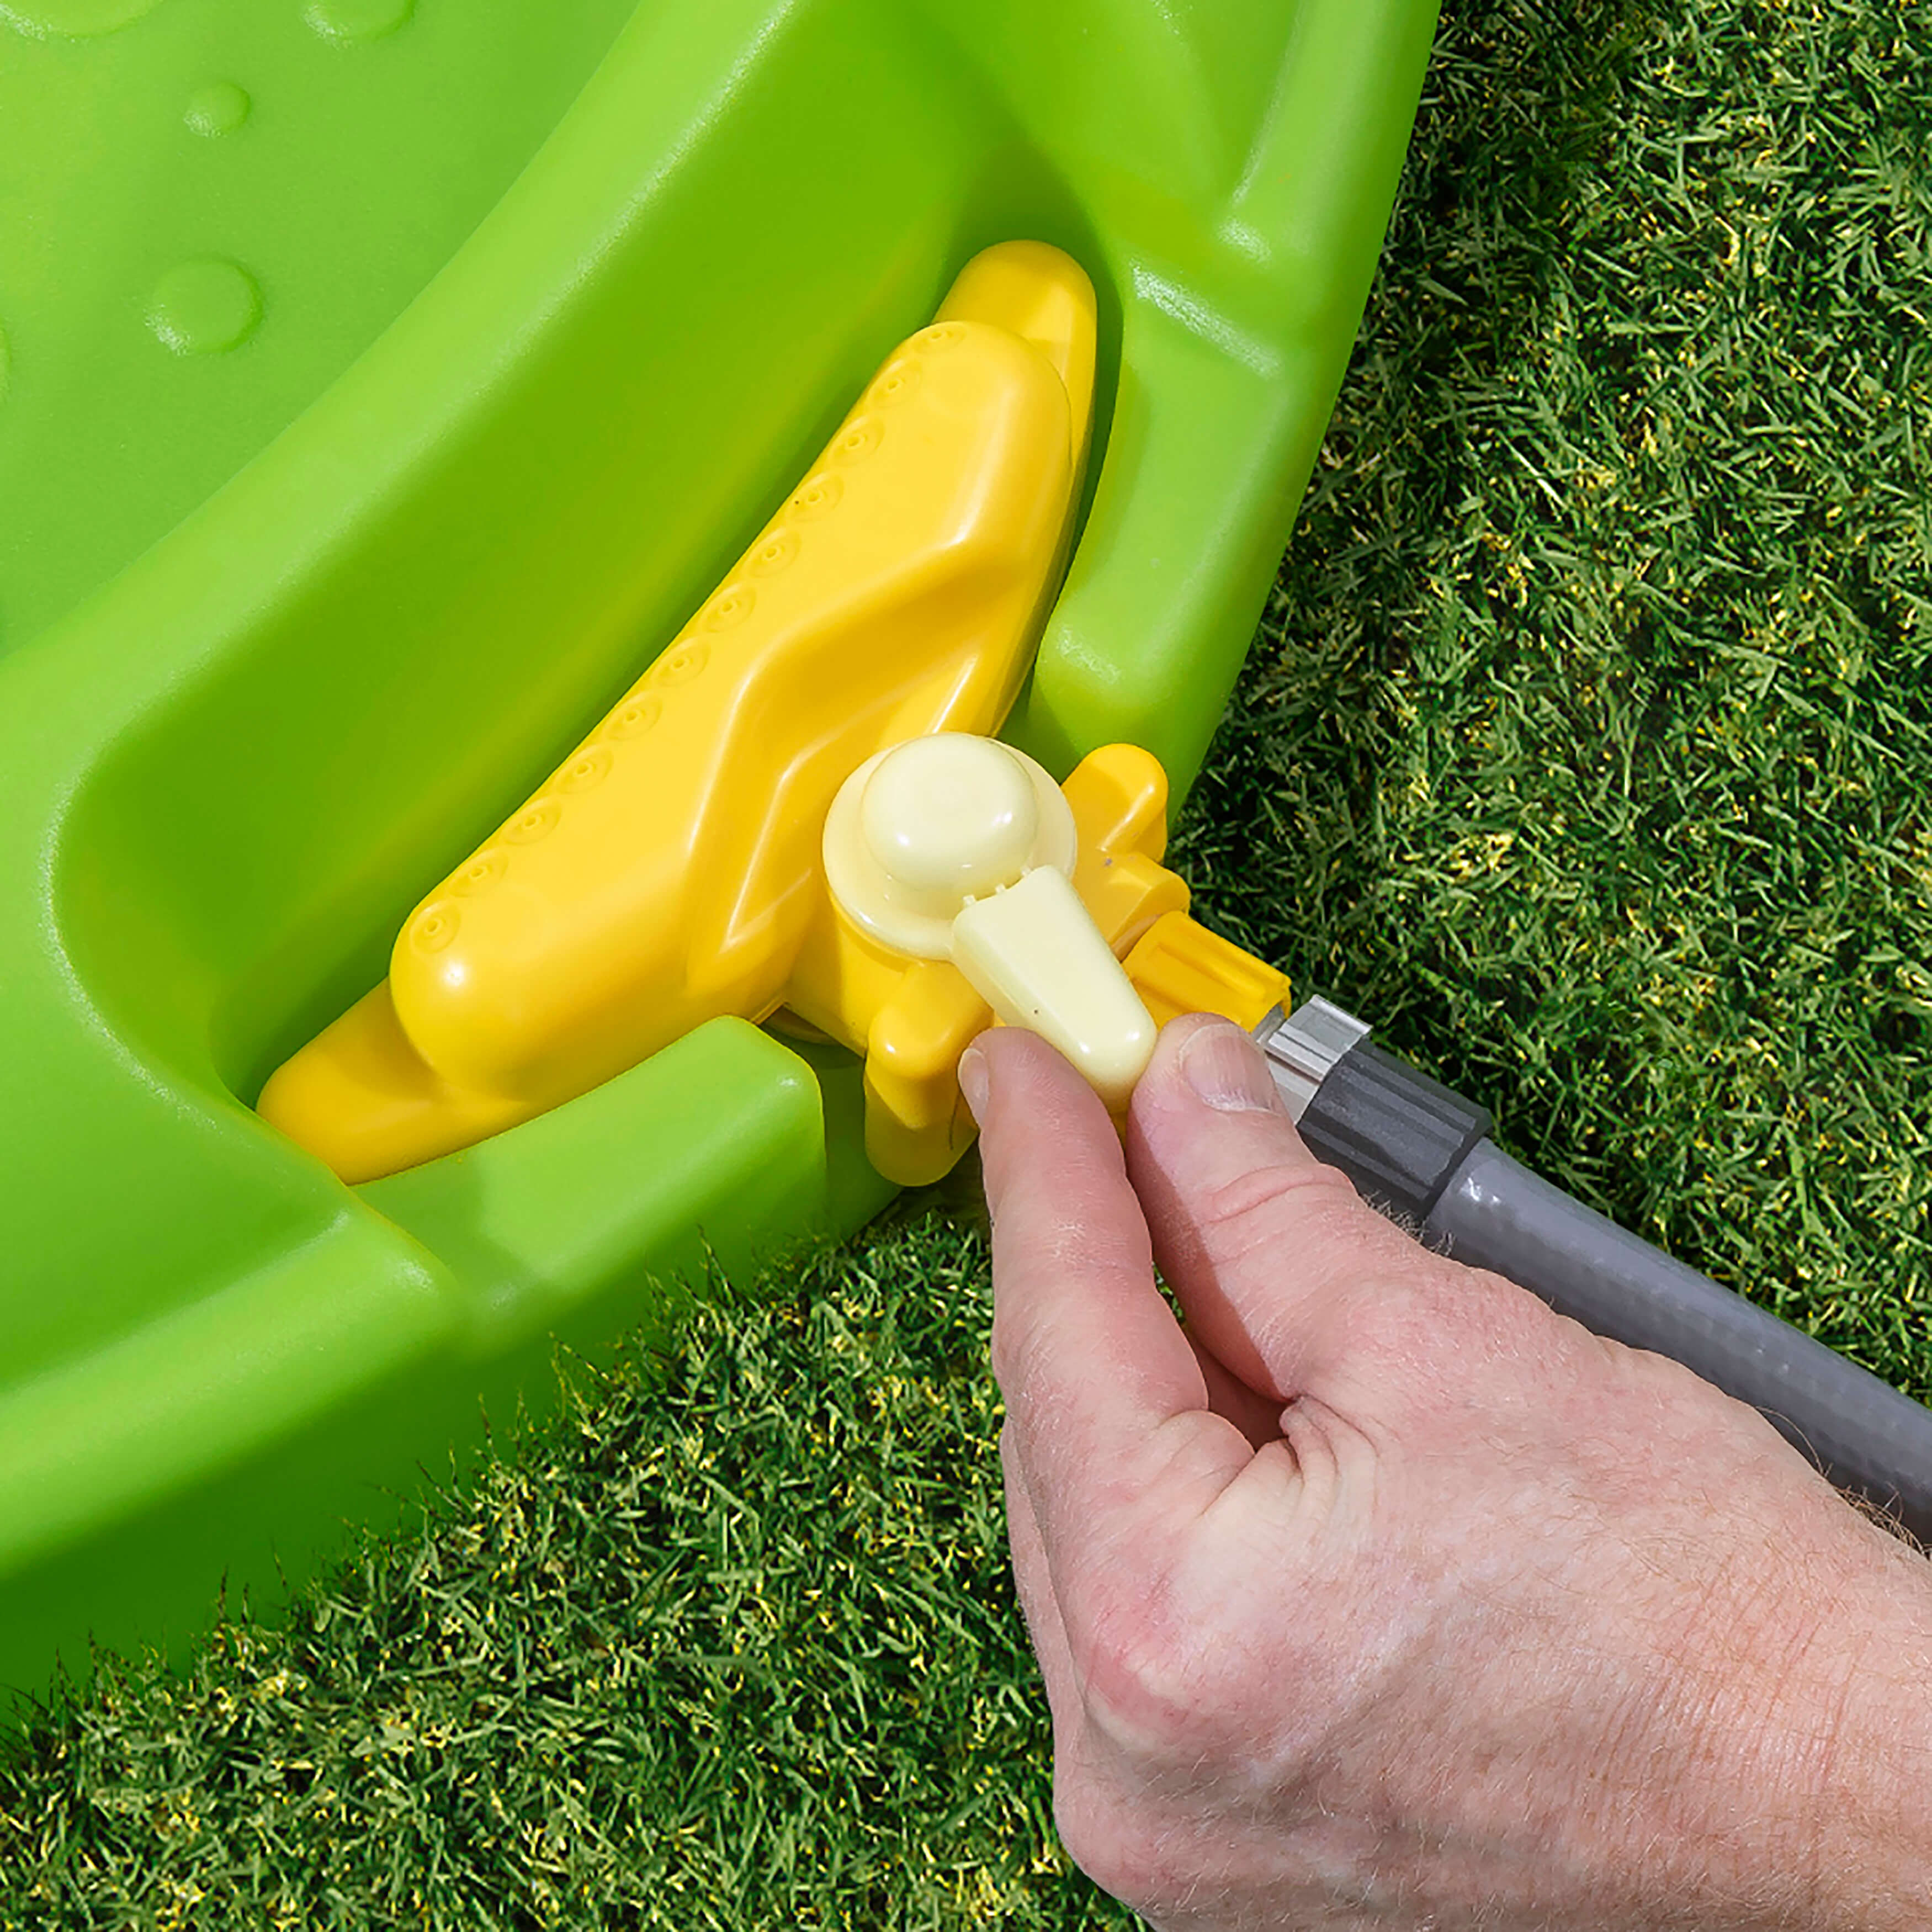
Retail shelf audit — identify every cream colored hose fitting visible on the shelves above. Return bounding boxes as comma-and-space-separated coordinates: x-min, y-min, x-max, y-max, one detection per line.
822, 733, 1157, 1111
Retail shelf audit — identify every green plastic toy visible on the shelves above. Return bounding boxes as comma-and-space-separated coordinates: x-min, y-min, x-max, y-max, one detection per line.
0, 0, 1436, 1696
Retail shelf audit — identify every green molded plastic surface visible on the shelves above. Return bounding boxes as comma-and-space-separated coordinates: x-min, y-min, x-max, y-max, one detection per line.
0, 0, 1436, 1695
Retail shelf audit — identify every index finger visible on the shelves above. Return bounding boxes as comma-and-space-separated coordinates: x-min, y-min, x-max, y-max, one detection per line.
968, 1028, 1252, 1573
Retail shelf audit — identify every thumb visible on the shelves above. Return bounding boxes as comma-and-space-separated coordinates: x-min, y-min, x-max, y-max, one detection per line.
1125, 1013, 1448, 1406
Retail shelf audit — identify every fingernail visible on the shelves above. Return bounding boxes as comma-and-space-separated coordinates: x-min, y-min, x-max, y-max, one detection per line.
1181, 1022, 1281, 1114
958, 1045, 989, 1123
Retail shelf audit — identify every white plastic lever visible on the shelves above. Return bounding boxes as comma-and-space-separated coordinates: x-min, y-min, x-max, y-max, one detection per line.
948, 862, 1156, 1110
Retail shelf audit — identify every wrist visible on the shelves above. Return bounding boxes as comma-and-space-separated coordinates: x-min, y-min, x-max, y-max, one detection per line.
1795, 1554, 1932, 1931
1710, 1535, 1932, 1931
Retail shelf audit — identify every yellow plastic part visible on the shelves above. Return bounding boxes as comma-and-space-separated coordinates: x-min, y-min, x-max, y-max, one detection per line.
261, 242, 1288, 1192
1124, 911, 1292, 1032
787, 739, 1202, 1184
260, 242, 1097, 1181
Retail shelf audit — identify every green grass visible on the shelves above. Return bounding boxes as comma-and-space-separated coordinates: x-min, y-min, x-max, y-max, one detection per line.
4, 0, 1930, 1920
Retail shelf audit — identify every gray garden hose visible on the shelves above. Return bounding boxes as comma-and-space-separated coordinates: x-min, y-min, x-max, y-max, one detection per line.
1255, 997, 1932, 1546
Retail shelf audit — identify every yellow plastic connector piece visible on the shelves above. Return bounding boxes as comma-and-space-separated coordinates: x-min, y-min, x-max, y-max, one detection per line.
260, 242, 1097, 1182
1124, 912, 1291, 1032
786, 739, 1203, 1184
790, 736, 1289, 1180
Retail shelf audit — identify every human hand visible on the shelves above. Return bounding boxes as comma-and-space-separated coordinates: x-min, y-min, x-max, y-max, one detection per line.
965, 1014, 1932, 1930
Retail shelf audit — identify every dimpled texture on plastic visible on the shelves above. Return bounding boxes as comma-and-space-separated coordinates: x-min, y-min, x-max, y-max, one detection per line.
0, 0, 1437, 1695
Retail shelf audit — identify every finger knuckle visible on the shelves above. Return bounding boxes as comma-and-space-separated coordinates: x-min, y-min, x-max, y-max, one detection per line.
1196, 1158, 1365, 1271
988, 1303, 1031, 1398
1074, 1585, 1235, 1762
988, 1308, 1064, 1420
1053, 1779, 1170, 1910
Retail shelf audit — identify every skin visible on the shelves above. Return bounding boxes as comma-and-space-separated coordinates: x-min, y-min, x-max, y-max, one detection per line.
962, 1014, 1932, 1930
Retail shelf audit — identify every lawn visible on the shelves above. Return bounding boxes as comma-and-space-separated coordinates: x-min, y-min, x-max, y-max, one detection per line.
3, 0, 1929, 1922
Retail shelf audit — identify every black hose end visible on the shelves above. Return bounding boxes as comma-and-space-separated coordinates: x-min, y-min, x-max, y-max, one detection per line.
1296, 1042, 1493, 1228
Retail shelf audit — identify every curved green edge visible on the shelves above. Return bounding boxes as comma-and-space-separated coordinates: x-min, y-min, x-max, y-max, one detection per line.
0, 0, 1436, 1697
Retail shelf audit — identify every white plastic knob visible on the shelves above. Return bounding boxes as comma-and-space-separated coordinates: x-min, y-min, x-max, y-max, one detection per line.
824, 734, 1077, 959
823, 732, 1158, 1110
858, 731, 1041, 911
